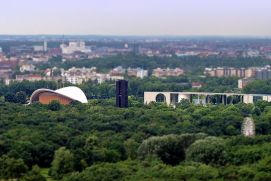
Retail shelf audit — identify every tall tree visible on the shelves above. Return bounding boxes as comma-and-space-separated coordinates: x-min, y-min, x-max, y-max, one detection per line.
49, 147, 74, 179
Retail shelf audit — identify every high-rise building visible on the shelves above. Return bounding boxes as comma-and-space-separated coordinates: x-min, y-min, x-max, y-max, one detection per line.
44, 41, 48, 52
133, 43, 140, 55
116, 80, 128, 108
256, 69, 271, 80
215, 68, 224, 77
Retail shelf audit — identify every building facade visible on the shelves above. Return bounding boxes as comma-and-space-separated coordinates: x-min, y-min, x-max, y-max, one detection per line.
116, 80, 128, 108
144, 91, 271, 106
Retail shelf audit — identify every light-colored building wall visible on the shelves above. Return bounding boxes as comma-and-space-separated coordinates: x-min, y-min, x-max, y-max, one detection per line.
230, 69, 237, 76
263, 96, 271, 102
243, 95, 254, 104
144, 92, 171, 105
144, 92, 271, 105
245, 68, 256, 78
216, 69, 224, 77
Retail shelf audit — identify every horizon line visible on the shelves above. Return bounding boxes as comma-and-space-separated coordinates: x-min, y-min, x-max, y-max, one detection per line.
0, 34, 271, 39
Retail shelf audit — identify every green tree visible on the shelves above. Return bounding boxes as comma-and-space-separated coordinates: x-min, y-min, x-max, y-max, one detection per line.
138, 133, 207, 165
186, 137, 227, 165
49, 147, 74, 179
0, 155, 28, 179
138, 135, 186, 165
21, 165, 46, 181
48, 100, 61, 111
176, 99, 191, 109
4, 92, 16, 103
15, 91, 27, 104
124, 139, 139, 160
84, 135, 98, 150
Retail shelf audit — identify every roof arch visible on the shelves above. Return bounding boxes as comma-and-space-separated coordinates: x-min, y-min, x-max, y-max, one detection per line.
30, 86, 88, 104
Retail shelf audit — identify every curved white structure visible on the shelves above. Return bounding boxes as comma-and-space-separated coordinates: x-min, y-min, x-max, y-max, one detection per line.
55, 86, 88, 103
30, 86, 88, 104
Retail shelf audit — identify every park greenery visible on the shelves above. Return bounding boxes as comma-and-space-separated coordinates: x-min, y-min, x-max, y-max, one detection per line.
243, 80, 271, 94
39, 54, 270, 74
0, 96, 271, 180
1, 54, 271, 180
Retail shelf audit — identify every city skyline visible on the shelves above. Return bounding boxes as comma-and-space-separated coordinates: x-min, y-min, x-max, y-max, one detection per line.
1, 0, 271, 36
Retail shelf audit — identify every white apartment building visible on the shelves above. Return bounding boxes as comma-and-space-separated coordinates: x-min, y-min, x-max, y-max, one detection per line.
20, 64, 35, 72
127, 68, 148, 78
60, 41, 91, 54
64, 67, 97, 84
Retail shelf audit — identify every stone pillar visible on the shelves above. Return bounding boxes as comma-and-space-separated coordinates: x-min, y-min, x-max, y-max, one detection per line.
205, 95, 209, 104
163, 92, 171, 105
267, 96, 270, 102
222, 95, 227, 105
243, 95, 253, 104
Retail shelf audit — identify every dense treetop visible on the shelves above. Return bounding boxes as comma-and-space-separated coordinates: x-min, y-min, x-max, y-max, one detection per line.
40, 55, 270, 73
0, 98, 271, 180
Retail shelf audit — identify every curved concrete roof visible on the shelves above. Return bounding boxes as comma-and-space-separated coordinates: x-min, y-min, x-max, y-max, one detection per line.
30, 86, 88, 104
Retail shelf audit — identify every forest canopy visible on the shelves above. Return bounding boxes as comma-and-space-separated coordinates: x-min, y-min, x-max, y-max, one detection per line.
0, 99, 271, 180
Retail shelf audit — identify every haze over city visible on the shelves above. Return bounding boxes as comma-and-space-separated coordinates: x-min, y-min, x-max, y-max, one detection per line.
1, 0, 271, 36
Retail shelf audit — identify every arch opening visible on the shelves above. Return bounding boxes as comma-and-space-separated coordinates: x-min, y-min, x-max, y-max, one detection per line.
156, 93, 166, 103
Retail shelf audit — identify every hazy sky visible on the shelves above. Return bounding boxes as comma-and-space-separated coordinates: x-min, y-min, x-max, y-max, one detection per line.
1, 0, 270, 36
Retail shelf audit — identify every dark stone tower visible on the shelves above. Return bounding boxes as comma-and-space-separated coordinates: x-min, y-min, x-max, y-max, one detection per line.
116, 80, 128, 108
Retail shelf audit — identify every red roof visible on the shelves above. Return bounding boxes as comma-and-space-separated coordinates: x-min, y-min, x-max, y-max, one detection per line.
192, 82, 203, 87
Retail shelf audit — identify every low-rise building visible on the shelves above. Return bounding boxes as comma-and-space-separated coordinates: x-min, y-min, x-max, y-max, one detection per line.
0, 61, 17, 79
204, 67, 256, 78
20, 64, 35, 72
16, 74, 42, 82
255, 66, 271, 80
33, 46, 44, 52
32, 55, 49, 62
127, 68, 148, 78
192, 82, 203, 89
152, 68, 184, 78
109, 66, 126, 77
243, 50, 260, 58
0, 53, 5, 62
175, 51, 199, 57
64, 67, 97, 84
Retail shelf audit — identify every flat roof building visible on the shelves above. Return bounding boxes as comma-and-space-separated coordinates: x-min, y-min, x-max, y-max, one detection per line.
144, 91, 271, 106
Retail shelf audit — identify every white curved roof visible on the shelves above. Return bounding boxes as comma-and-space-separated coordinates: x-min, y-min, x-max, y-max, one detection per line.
30, 86, 88, 104
55, 86, 88, 103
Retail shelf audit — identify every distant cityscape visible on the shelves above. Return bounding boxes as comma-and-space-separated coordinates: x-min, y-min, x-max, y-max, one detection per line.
1, 37, 271, 90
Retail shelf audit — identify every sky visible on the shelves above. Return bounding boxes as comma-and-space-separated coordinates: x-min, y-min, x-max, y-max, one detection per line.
0, 0, 271, 36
